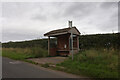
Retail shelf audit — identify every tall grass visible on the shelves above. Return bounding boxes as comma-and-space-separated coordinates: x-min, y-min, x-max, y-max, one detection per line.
57, 48, 118, 78
2, 47, 48, 60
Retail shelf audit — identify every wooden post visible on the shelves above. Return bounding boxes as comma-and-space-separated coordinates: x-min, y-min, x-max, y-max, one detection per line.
48, 36, 50, 55
71, 32, 73, 60
69, 21, 73, 60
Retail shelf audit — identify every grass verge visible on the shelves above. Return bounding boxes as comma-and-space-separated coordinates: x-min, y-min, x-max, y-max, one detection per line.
55, 48, 118, 78
2, 47, 48, 60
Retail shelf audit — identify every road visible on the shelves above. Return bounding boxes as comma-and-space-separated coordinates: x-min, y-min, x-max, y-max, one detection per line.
2, 57, 82, 78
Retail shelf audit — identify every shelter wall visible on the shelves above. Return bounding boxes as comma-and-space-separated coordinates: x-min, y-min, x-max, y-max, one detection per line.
57, 34, 70, 51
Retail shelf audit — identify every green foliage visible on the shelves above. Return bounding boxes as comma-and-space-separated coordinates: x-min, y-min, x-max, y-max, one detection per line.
58, 48, 118, 78
2, 49, 30, 60
30, 47, 48, 57
79, 33, 119, 49
2, 47, 48, 60
41, 63, 50, 68
2, 33, 119, 50
2, 39, 48, 49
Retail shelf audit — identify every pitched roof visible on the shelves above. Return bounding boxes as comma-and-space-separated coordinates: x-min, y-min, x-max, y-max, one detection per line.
44, 27, 80, 37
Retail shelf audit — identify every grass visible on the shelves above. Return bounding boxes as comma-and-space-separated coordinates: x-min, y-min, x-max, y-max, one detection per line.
2, 47, 48, 60
2, 47, 119, 78
0, 48, 2, 56
41, 63, 50, 68
56, 48, 119, 78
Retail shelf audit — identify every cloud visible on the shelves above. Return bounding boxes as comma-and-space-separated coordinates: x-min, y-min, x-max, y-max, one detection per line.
118, 2, 120, 32
100, 2, 117, 9
2, 2, 118, 42
62, 3, 96, 18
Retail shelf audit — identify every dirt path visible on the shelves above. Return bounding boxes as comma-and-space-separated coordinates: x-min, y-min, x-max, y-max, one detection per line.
28, 57, 67, 64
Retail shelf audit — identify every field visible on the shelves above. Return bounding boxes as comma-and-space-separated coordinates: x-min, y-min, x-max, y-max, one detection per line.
56, 48, 118, 78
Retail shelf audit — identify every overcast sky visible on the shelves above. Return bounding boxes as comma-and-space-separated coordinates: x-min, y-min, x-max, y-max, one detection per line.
1, 2, 118, 42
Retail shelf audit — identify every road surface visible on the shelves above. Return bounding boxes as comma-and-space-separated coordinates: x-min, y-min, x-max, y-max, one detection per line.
2, 57, 82, 78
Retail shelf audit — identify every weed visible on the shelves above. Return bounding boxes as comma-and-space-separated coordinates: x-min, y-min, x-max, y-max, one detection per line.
41, 63, 50, 68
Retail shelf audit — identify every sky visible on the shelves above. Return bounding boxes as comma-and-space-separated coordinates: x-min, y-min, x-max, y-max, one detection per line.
1, 1, 118, 42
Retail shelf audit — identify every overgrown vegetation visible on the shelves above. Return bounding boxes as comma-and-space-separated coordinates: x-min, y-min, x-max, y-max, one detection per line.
2, 33, 119, 78
2, 33, 119, 49
57, 48, 118, 78
79, 33, 119, 49
2, 38, 49, 49
2, 47, 48, 60
41, 63, 50, 68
